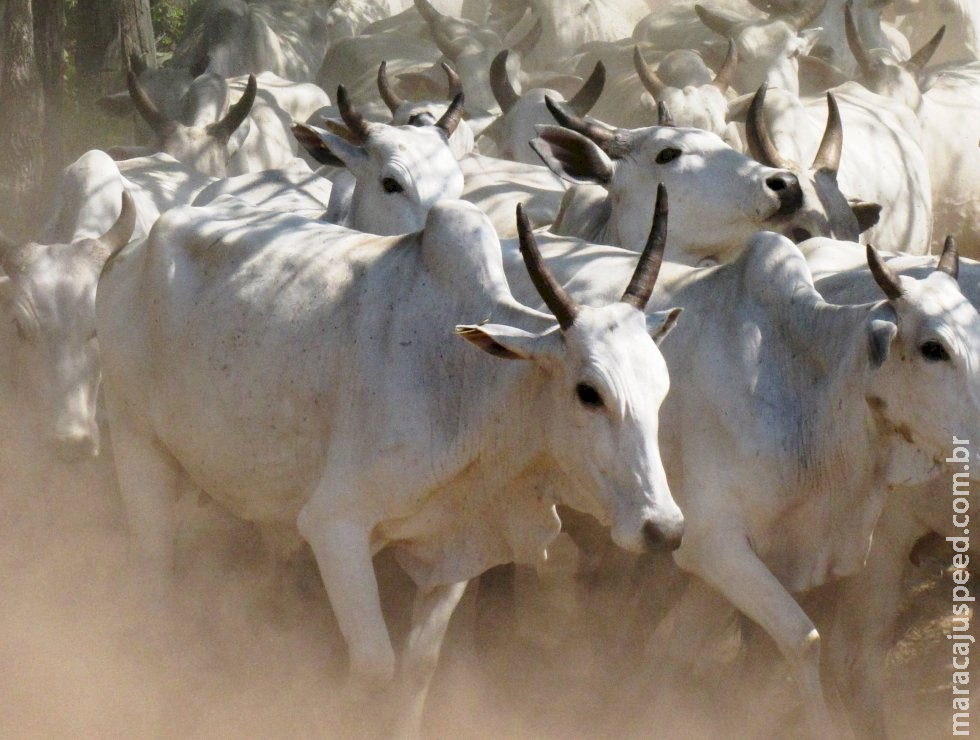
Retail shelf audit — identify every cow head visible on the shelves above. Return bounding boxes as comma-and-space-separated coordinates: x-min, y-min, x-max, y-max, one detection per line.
863, 239, 980, 480
293, 86, 465, 235
484, 49, 605, 164
633, 41, 737, 142
378, 60, 474, 159
695, 0, 826, 95
844, 1, 944, 111
742, 83, 882, 243
457, 187, 684, 552
126, 71, 257, 177
0, 192, 135, 461
531, 99, 805, 264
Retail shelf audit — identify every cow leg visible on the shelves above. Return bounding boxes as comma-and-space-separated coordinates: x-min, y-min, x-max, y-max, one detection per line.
675, 537, 837, 740
106, 407, 179, 608
394, 580, 469, 737
297, 512, 395, 705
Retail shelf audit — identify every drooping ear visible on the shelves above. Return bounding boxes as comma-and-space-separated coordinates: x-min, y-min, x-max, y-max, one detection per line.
530, 125, 614, 185
292, 123, 365, 169
868, 315, 897, 369
647, 307, 682, 345
850, 201, 881, 234
455, 323, 560, 361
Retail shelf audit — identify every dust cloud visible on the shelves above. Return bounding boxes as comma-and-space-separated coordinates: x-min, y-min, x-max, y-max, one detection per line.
0, 401, 959, 740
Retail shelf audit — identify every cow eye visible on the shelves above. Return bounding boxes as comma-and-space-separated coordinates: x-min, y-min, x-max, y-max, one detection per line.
382, 177, 403, 193
920, 340, 950, 362
576, 382, 604, 409
656, 147, 681, 164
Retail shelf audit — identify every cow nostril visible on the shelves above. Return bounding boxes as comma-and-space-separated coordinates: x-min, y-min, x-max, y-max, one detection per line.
642, 519, 684, 552
767, 175, 788, 191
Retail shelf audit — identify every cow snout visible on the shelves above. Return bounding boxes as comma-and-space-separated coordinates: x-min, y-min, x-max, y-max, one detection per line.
642, 518, 684, 552
766, 172, 803, 216
53, 428, 100, 461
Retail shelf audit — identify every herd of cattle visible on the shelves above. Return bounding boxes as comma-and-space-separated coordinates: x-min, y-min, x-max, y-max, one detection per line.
2, 0, 979, 736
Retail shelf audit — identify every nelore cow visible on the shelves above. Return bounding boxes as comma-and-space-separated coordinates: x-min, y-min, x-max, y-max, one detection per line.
499, 224, 980, 738
95, 194, 684, 737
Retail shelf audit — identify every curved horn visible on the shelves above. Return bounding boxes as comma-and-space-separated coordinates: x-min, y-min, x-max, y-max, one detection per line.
811, 92, 842, 176
378, 61, 405, 113
845, 2, 876, 80
209, 74, 257, 142
907, 25, 945, 71
568, 61, 605, 116
513, 17, 543, 57
516, 203, 578, 330
126, 70, 174, 135
99, 190, 137, 257
694, 4, 739, 37
442, 62, 463, 99
489, 50, 520, 113
745, 84, 796, 170
435, 92, 465, 135
712, 39, 738, 93
936, 235, 959, 280
658, 101, 675, 126
633, 46, 665, 98
784, 0, 827, 30
337, 85, 371, 143
431, 24, 466, 60
867, 244, 904, 300
544, 95, 618, 149
622, 183, 668, 311
414, 0, 443, 24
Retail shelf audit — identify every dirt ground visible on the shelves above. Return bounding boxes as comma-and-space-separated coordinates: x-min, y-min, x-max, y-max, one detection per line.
0, 425, 969, 739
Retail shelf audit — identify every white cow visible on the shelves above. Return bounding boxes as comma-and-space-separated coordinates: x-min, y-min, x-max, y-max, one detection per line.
844, 8, 980, 256
95, 194, 684, 736
293, 86, 465, 234
0, 191, 135, 460
192, 158, 333, 219
500, 229, 980, 738
530, 101, 809, 264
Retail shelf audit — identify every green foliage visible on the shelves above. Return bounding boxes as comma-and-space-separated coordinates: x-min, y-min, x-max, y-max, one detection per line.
151, 0, 188, 54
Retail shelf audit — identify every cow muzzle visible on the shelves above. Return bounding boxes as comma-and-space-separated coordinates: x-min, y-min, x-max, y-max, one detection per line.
767, 172, 803, 217
642, 518, 684, 552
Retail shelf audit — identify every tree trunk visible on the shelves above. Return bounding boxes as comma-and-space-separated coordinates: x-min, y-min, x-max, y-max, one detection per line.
74, 0, 157, 95
0, 0, 46, 239
33, 0, 65, 190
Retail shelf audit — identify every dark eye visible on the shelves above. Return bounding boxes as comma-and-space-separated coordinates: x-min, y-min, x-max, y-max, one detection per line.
921, 341, 950, 362
382, 177, 403, 193
576, 382, 604, 409
655, 147, 681, 164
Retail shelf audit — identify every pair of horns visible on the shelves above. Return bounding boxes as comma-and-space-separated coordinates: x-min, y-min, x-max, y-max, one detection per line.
490, 49, 605, 115
543, 95, 626, 156
127, 71, 257, 143
337, 84, 465, 140
516, 184, 669, 330
746, 83, 842, 176
867, 236, 959, 300
844, 1, 944, 81
378, 60, 462, 113
416, 0, 541, 60
696, 0, 826, 36
634, 40, 738, 98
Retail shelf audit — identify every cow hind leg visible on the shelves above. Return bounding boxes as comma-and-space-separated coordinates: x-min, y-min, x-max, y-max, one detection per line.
394, 580, 469, 738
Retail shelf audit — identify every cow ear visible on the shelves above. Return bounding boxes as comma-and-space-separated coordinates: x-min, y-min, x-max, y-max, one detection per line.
647, 308, 682, 345
455, 323, 560, 361
850, 201, 882, 234
530, 125, 614, 185
292, 123, 365, 169
868, 316, 897, 369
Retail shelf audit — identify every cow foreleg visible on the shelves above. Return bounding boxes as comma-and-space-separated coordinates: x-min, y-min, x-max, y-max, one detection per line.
394, 580, 469, 738
675, 537, 838, 740
297, 512, 395, 707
